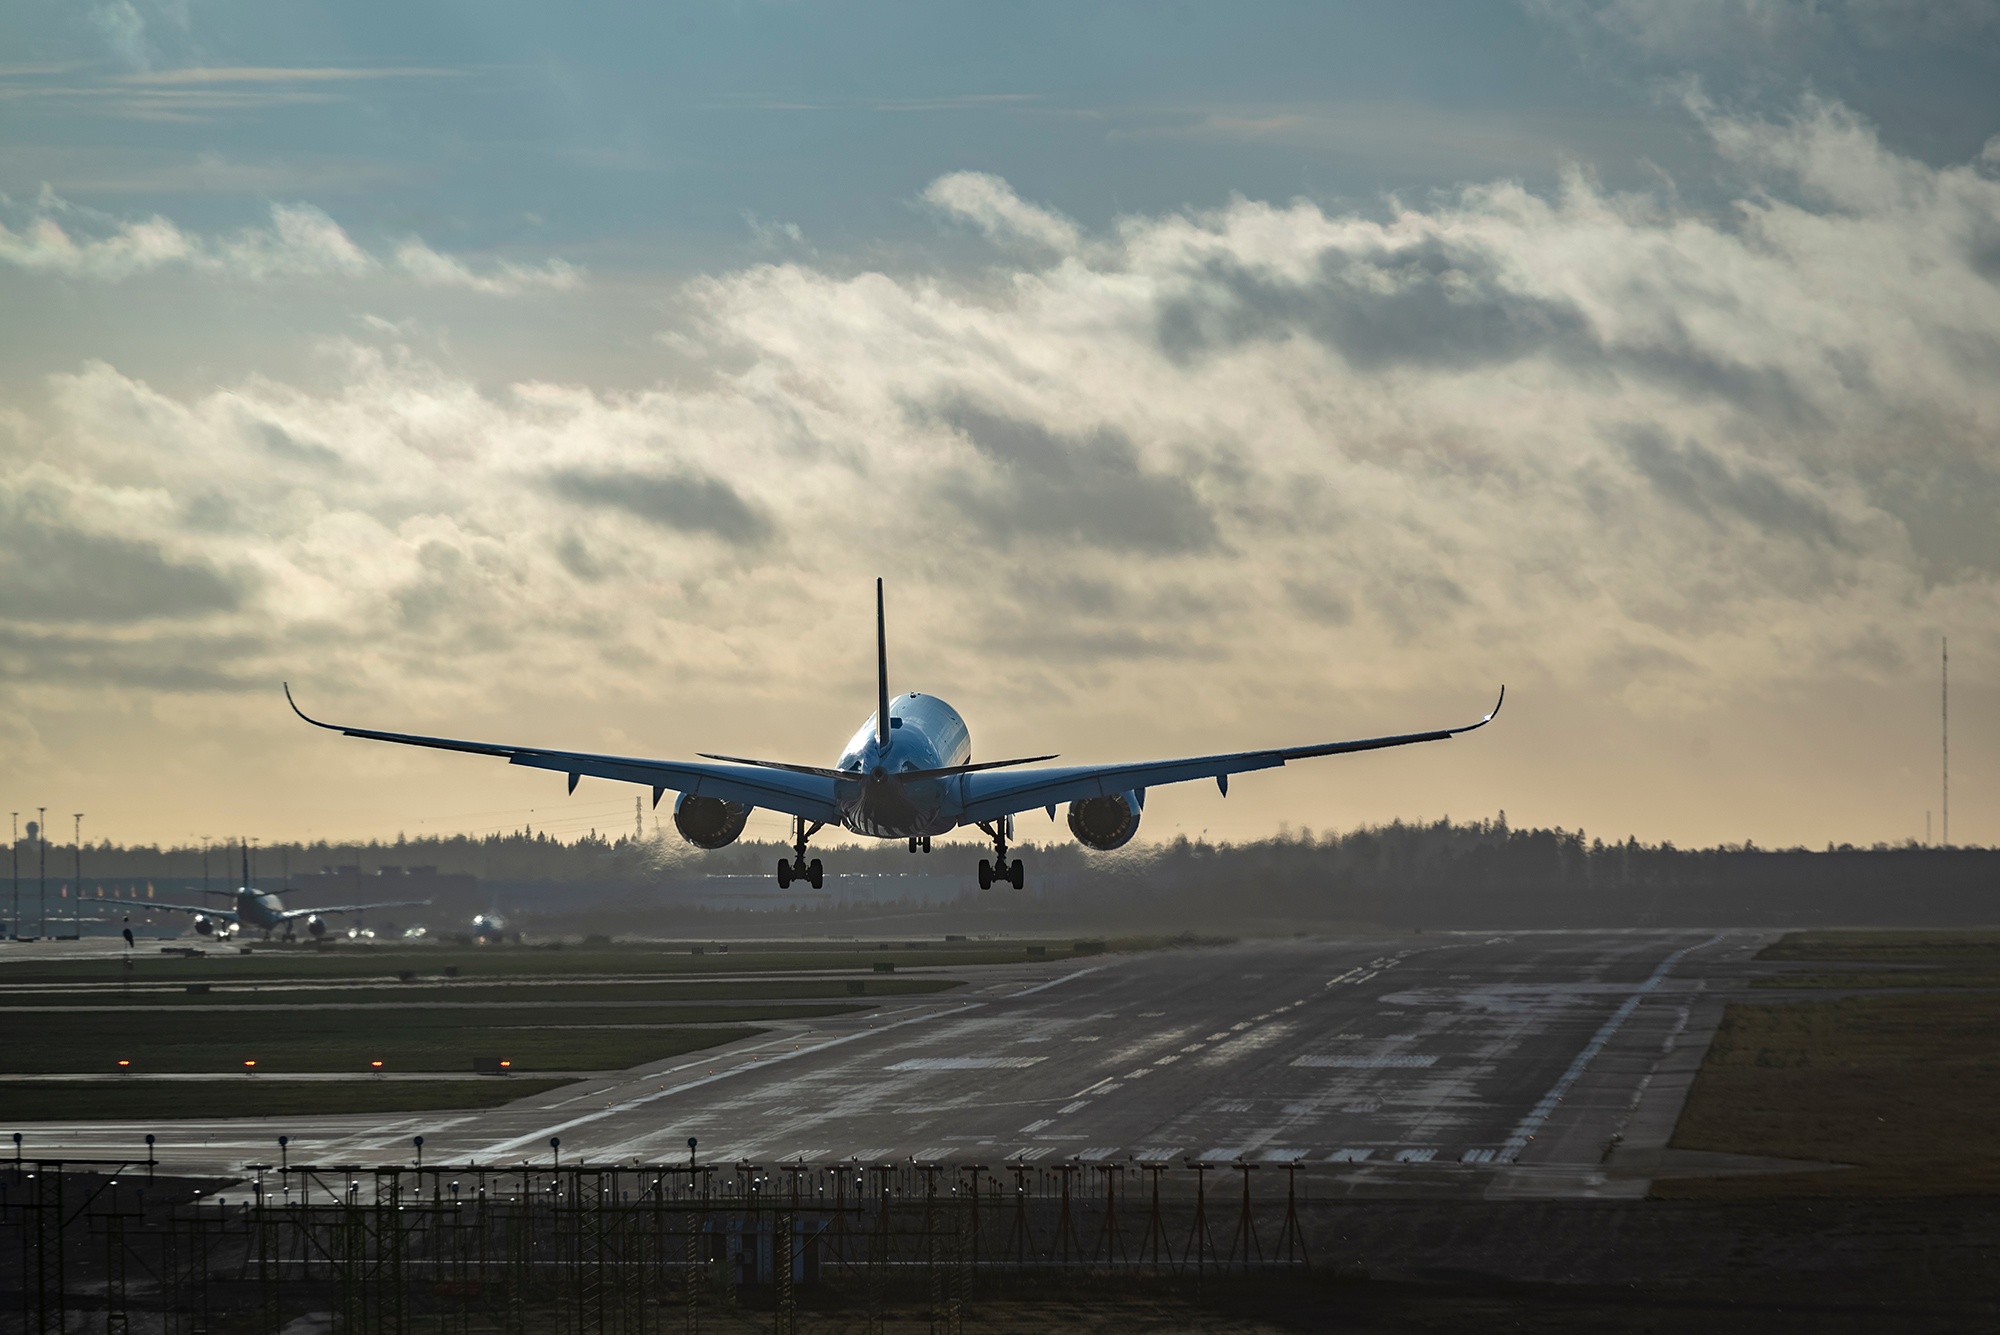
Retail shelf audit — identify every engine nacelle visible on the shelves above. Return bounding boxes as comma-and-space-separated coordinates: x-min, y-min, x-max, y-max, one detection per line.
1068, 792, 1141, 851
193, 914, 215, 936
306, 915, 327, 938
673, 794, 750, 849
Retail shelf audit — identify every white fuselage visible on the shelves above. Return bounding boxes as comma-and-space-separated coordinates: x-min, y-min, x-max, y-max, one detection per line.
832, 692, 972, 838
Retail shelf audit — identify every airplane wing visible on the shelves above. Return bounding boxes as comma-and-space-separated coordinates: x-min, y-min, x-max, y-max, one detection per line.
95, 898, 238, 923
272, 899, 431, 922
957, 688, 1504, 826
285, 686, 843, 823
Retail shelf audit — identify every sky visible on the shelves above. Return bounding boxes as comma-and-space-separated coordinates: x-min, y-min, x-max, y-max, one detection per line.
1, 0, 1997, 853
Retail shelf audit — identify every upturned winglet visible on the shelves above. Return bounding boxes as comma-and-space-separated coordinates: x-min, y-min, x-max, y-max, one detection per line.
283, 682, 342, 732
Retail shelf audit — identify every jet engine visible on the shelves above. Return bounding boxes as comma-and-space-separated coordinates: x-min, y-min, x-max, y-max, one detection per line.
1068, 792, 1141, 851
306, 915, 327, 938
673, 794, 750, 849
193, 914, 216, 936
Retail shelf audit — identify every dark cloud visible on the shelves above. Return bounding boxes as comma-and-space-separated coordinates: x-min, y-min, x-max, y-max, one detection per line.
1859, 450, 2000, 580
977, 617, 1226, 665
1617, 424, 1849, 548
1361, 567, 1469, 641
549, 466, 773, 546
933, 404, 1219, 554
0, 516, 242, 623
0, 625, 259, 691
1284, 578, 1355, 627
1619, 334, 1818, 425
250, 420, 341, 468
1157, 237, 1595, 372
554, 532, 611, 581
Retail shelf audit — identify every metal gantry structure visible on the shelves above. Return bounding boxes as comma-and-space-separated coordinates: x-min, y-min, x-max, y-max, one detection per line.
1, 1149, 1311, 1334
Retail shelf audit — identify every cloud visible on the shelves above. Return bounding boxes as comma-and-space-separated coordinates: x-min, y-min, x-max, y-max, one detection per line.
2, 96, 1994, 746
933, 404, 1220, 554
922, 172, 1082, 255
549, 467, 773, 546
0, 485, 243, 624
393, 240, 582, 294
0, 194, 582, 292
1528, 0, 2000, 62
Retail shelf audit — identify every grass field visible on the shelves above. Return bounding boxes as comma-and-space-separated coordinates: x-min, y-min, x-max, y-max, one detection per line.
0, 933, 1093, 1117
1750, 927, 2000, 990
1656, 931, 2000, 1198
0, 978, 955, 1006
0, 939, 1100, 987
0, 1077, 577, 1122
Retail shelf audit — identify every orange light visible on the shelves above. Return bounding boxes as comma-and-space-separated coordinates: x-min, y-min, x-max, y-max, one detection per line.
117, 1059, 130, 1068
499, 1060, 511, 1069
244, 1060, 257, 1069
370, 1060, 383, 1069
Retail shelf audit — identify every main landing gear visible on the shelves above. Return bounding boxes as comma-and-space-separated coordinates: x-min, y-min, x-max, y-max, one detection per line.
976, 817, 1025, 891
907, 836, 932, 854
777, 814, 824, 889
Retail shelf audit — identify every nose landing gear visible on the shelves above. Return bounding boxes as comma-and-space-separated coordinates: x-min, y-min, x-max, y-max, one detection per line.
776, 815, 825, 889
976, 818, 1024, 890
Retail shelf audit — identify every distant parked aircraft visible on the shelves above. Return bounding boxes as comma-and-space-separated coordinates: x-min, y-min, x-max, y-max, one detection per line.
289, 581, 1501, 890
102, 843, 427, 940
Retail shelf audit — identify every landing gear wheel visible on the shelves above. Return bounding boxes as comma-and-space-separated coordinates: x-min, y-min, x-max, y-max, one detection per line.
776, 814, 827, 888
977, 817, 1023, 892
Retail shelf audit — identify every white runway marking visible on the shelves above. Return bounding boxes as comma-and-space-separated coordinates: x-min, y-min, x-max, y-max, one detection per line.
1291, 1055, 1438, 1068
1496, 934, 1723, 1163
886, 1057, 1046, 1070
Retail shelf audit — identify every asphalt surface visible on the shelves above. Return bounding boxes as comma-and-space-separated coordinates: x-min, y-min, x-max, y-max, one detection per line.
5, 930, 1771, 1196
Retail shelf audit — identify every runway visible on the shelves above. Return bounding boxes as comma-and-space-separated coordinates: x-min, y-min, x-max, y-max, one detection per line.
9, 931, 1764, 1196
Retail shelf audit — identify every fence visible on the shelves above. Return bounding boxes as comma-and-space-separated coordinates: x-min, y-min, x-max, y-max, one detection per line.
1, 1151, 1311, 1334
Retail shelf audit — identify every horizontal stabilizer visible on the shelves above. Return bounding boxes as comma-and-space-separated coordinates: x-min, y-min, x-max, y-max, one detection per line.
698, 752, 1057, 782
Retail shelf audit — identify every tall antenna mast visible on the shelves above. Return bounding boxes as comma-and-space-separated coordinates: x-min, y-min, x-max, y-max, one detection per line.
1942, 636, 1949, 849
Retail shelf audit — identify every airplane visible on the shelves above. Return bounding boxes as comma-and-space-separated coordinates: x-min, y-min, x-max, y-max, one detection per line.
287, 580, 1503, 890
100, 843, 429, 940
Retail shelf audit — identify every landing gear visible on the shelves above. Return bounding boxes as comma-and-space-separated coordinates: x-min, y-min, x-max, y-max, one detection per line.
777, 815, 825, 889
906, 836, 932, 854
976, 818, 1025, 890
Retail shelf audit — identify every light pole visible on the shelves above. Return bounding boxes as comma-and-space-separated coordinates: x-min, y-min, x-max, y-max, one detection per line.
72, 814, 83, 939
36, 806, 46, 939
9, 812, 16, 941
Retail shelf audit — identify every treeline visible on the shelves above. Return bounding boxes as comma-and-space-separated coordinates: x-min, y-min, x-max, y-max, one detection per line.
1041, 818, 2000, 928
9, 816, 1994, 929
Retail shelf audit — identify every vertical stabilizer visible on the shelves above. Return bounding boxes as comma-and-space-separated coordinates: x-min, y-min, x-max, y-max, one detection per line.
876, 578, 891, 749
241, 840, 251, 895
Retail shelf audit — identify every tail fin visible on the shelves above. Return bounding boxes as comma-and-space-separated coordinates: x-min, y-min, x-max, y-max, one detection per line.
876, 578, 891, 749
240, 839, 250, 894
